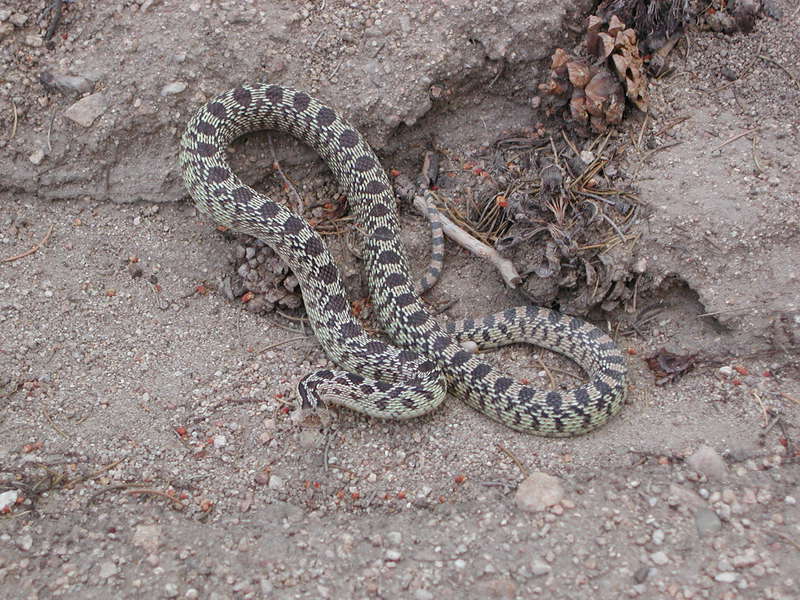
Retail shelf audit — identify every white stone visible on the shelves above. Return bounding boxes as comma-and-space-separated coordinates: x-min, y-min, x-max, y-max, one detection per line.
99, 561, 118, 578
0, 490, 18, 512
531, 559, 551, 576
686, 445, 728, 480
515, 472, 564, 513
29, 149, 45, 165
650, 551, 669, 565
161, 81, 187, 96
64, 93, 107, 127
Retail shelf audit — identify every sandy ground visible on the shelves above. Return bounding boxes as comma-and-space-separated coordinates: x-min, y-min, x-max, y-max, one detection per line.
1, 1, 799, 599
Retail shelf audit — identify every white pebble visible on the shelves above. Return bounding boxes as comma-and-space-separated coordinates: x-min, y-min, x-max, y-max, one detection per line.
650, 551, 669, 565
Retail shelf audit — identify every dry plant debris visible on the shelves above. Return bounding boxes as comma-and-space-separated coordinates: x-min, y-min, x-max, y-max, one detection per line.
645, 348, 700, 385
540, 14, 649, 133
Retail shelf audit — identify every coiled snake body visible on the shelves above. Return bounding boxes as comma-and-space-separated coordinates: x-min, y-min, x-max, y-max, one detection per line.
180, 83, 627, 436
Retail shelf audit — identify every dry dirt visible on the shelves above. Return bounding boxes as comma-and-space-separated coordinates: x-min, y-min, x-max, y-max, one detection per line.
1, 1, 799, 599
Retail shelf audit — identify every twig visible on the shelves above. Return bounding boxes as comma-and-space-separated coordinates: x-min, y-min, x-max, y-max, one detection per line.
414, 194, 522, 288
536, 358, 556, 389
44, 0, 65, 41
256, 335, 309, 355
652, 116, 689, 138
597, 211, 627, 244
780, 392, 800, 406
696, 303, 765, 317
42, 406, 70, 439
758, 55, 800, 89
72, 457, 128, 486
710, 128, 760, 153
751, 390, 769, 427
127, 488, 185, 509
47, 109, 57, 152
328, 60, 344, 80
752, 137, 763, 174
8, 101, 18, 140
636, 113, 649, 151
2, 224, 54, 263
497, 443, 529, 477
770, 531, 800, 551
641, 141, 683, 161
267, 136, 304, 213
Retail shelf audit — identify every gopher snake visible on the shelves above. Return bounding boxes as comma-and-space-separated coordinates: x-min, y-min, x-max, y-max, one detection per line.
180, 84, 627, 436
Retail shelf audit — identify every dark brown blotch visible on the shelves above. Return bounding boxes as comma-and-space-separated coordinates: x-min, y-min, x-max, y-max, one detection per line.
384, 273, 406, 287
260, 201, 279, 219
316, 107, 336, 126
232, 187, 254, 203
378, 250, 400, 265
354, 155, 375, 172
325, 294, 348, 313
207, 102, 227, 118
264, 85, 283, 104
339, 129, 359, 148
365, 180, 388, 195
365, 341, 388, 354
369, 203, 391, 218
395, 293, 416, 308
195, 120, 216, 136
207, 166, 229, 183
233, 86, 252, 107
318, 263, 338, 284
305, 236, 325, 257
283, 215, 304, 234
293, 92, 311, 112
196, 142, 217, 157
340, 322, 361, 338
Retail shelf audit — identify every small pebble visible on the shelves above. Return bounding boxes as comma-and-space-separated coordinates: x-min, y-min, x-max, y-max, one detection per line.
515, 472, 564, 513
385, 549, 402, 562
64, 93, 107, 127
531, 558, 551, 576
29, 149, 45, 165
650, 551, 669, 566
686, 445, 728, 480
161, 81, 187, 96
695, 507, 722, 537
0, 490, 18, 512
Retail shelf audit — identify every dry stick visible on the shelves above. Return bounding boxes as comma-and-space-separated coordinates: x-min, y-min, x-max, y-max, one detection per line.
267, 136, 304, 213
47, 109, 57, 152
9, 101, 18, 140
752, 137, 764, 174
42, 406, 70, 439
44, 0, 64, 41
257, 335, 309, 355
497, 443, 529, 477
71, 457, 128, 486
781, 392, 800, 406
652, 115, 690, 138
758, 55, 800, 89
536, 357, 556, 389
710, 128, 760, 153
771, 531, 800, 552
413, 194, 521, 289
2, 224, 54, 263
751, 390, 769, 427
641, 140, 683, 162
127, 488, 185, 509
597, 211, 627, 244
636, 113, 649, 151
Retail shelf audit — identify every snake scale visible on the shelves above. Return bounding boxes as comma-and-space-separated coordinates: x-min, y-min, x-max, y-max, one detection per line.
180, 83, 627, 436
